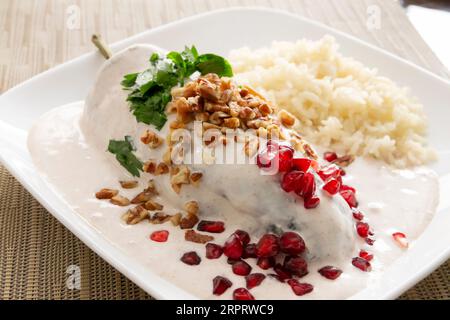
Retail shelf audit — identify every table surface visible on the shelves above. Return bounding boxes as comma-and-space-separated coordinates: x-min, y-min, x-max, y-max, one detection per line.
0, 0, 448, 300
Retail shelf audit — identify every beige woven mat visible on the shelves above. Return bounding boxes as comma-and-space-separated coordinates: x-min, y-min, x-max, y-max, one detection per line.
0, 0, 449, 300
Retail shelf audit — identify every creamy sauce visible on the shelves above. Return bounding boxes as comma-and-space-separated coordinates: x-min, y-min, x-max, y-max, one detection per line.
27, 45, 439, 299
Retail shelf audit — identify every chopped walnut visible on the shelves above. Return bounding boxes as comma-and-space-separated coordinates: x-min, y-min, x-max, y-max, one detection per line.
170, 213, 182, 226
119, 180, 138, 189
223, 117, 240, 129
155, 162, 169, 175
149, 212, 172, 224
143, 160, 157, 174
131, 189, 153, 204
185, 230, 214, 244
110, 195, 130, 206
95, 188, 118, 200
179, 213, 199, 229
144, 199, 164, 211
122, 205, 149, 224
244, 138, 259, 157
278, 110, 296, 127
190, 172, 203, 185
333, 155, 355, 167
171, 183, 181, 194
170, 165, 190, 185
303, 143, 318, 160
141, 129, 164, 148
184, 200, 199, 216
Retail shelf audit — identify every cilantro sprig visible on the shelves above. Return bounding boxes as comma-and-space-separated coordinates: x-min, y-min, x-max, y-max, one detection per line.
108, 136, 143, 177
121, 46, 233, 130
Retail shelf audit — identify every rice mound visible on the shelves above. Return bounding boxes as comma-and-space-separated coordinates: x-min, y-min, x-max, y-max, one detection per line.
229, 36, 436, 167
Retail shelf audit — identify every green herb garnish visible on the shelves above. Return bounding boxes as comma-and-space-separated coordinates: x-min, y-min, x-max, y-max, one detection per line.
121, 46, 233, 130
107, 136, 143, 177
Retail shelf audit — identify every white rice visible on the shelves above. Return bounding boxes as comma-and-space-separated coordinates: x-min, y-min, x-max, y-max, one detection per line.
229, 36, 436, 167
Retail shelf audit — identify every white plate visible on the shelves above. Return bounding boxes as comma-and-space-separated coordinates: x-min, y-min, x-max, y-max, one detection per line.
0, 7, 449, 300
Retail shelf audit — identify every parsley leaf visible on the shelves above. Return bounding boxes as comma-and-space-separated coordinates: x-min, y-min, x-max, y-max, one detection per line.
107, 136, 143, 177
195, 54, 233, 77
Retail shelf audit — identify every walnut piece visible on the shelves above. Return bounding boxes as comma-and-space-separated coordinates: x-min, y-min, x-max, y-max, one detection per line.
185, 230, 214, 244
122, 205, 148, 224
179, 213, 199, 229
184, 200, 199, 215
119, 180, 138, 189
95, 188, 118, 200
110, 195, 131, 206
144, 199, 164, 211
149, 212, 172, 224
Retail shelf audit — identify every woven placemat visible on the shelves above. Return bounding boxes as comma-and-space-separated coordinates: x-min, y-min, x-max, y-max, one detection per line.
0, 165, 447, 299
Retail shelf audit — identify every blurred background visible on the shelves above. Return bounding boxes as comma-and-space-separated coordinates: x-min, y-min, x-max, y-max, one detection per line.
401, 0, 450, 69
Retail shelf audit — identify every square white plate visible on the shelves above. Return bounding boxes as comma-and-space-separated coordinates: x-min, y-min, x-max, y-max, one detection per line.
1, 7, 449, 300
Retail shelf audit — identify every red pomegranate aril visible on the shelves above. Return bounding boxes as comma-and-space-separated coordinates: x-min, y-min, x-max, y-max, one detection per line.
304, 196, 320, 209
318, 266, 342, 280
281, 171, 303, 193
352, 257, 372, 272
242, 243, 257, 259
323, 151, 338, 162
233, 288, 255, 300
318, 164, 341, 181
234, 230, 250, 246
322, 178, 341, 195
292, 158, 312, 172
287, 279, 314, 296
180, 251, 201, 265
296, 172, 316, 199
150, 230, 169, 242
212, 276, 232, 295
205, 243, 223, 259
279, 232, 306, 255
340, 189, 358, 208
278, 147, 294, 172
256, 234, 280, 258
245, 273, 266, 289
274, 263, 292, 281
257, 257, 275, 270
283, 255, 308, 277
392, 232, 409, 248
352, 208, 364, 221
356, 222, 370, 238
340, 184, 356, 193
232, 260, 252, 276
197, 220, 225, 233
227, 257, 241, 265
339, 168, 346, 176
359, 250, 374, 261
223, 234, 244, 259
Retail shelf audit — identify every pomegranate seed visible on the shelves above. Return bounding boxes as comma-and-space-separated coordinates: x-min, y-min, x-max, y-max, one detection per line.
359, 250, 374, 261
352, 209, 364, 221
278, 147, 294, 172
281, 171, 303, 193
180, 251, 201, 265
339, 168, 346, 176
234, 230, 250, 246
287, 279, 314, 296
279, 232, 306, 255
274, 263, 292, 281
283, 256, 308, 277
257, 257, 275, 270
365, 237, 375, 246
392, 232, 409, 248
245, 273, 266, 289
223, 234, 243, 259
322, 178, 341, 195
304, 196, 320, 209
318, 266, 342, 280
205, 243, 223, 259
340, 184, 356, 193
197, 220, 225, 233
150, 230, 169, 242
296, 172, 316, 199
212, 276, 232, 295
323, 151, 338, 162
292, 158, 311, 172
356, 222, 370, 238
256, 234, 280, 258
340, 189, 358, 208
318, 164, 341, 181
233, 288, 255, 300
242, 243, 257, 259
352, 257, 371, 272
232, 260, 252, 276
